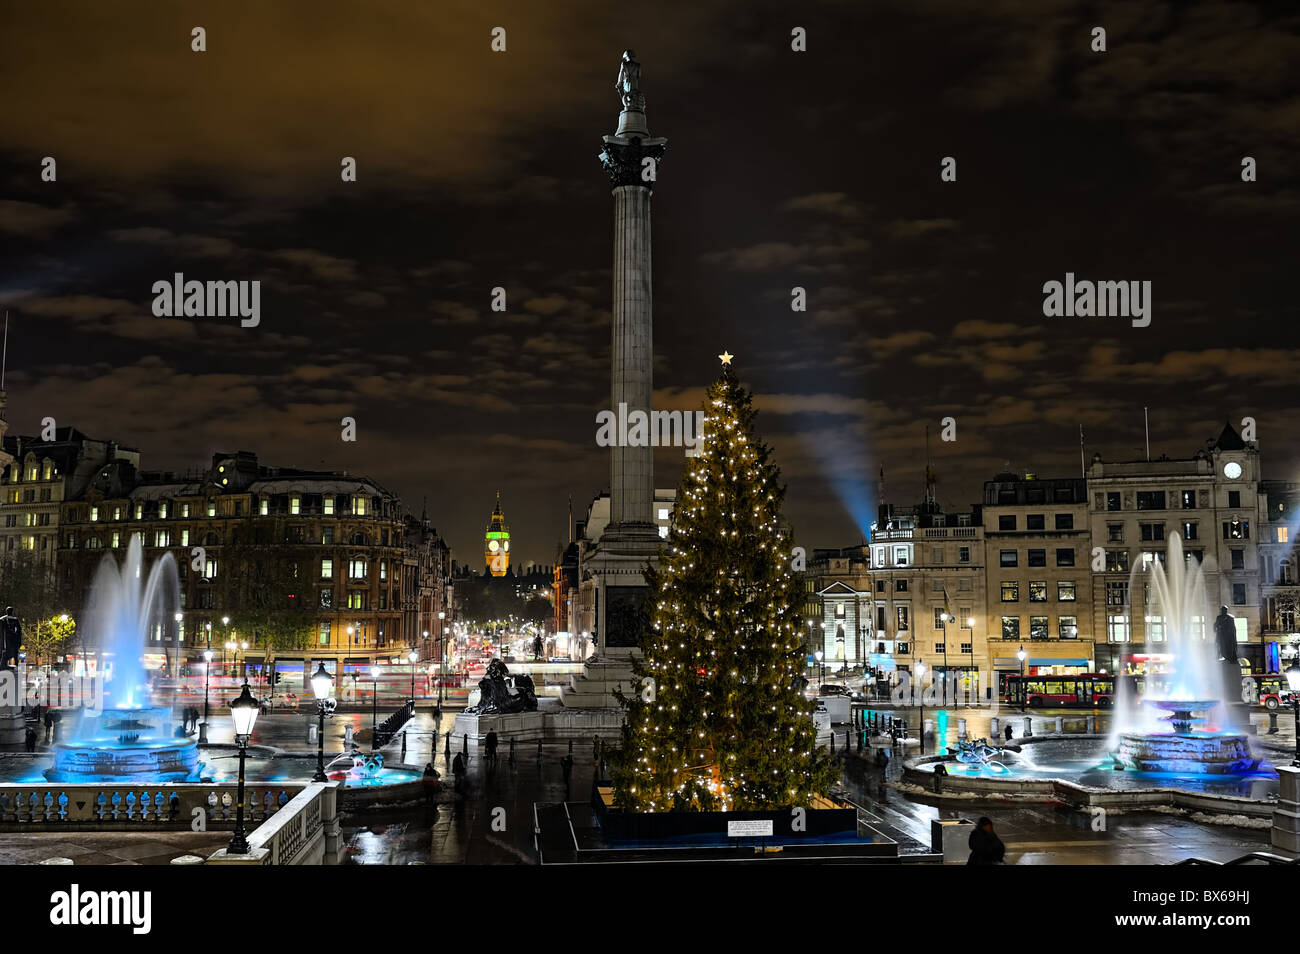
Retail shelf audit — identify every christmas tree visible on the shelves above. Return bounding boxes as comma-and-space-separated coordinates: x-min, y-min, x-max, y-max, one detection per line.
611, 362, 837, 812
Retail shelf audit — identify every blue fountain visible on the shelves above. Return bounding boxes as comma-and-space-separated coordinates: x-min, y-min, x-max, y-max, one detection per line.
44, 535, 201, 783
1109, 533, 1258, 775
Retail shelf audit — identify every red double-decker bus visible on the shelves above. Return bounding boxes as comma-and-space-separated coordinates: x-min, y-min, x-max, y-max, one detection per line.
1004, 673, 1116, 708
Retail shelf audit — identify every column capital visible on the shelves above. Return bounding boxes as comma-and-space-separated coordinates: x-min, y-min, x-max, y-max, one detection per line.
599, 135, 667, 191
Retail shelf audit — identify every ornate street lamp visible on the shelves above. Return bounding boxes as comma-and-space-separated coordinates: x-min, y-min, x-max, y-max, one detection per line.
370, 664, 382, 751
227, 682, 260, 854
1285, 661, 1300, 767
311, 662, 336, 782
408, 649, 418, 704
1017, 645, 1028, 712
814, 649, 824, 688
199, 648, 214, 743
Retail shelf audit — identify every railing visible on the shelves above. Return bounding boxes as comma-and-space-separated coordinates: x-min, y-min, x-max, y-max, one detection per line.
244, 781, 337, 865
0, 783, 303, 829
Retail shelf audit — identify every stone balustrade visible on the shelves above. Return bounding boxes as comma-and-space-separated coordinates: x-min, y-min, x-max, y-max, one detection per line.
0, 782, 303, 829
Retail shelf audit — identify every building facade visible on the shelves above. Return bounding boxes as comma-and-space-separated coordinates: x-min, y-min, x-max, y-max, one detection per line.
57, 451, 410, 675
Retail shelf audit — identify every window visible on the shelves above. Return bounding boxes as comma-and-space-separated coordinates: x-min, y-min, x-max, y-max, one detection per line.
1182, 522, 1198, 540
204, 558, 217, 579
1139, 523, 1165, 541
1228, 490, 1241, 509
875, 581, 885, 593
206, 499, 216, 517
318, 623, 331, 646
1106, 550, 1129, 572
958, 546, 970, 563
182, 503, 191, 518
1001, 616, 1020, 639
895, 580, 908, 592
896, 606, 909, 630
155, 530, 171, 547
1059, 616, 1078, 639
159, 502, 168, 519
1055, 548, 1075, 567
321, 559, 334, 580
835, 603, 846, 618
380, 560, 388, 581
1223, 519, 1249, 540
894, 546, 909, 566
1027, 487, 1046, 504
1028, 581, 1047, 603
960, 642, 972, 655
959, 609, 971, 629
998, 515, 1017, 531
1136, 491, 1166, 510
1054, 513, 1073, 530
1029, 616, 1049, 640
290, 496, 301, 515
348, 557, 367, 579
1232, 583, 1246, 606
181, 529, 190, 546
934, 642, 945, 654
319, 589, 333, 609
1230, 549, 1244, 570
378, 591, 388, 610
1278, 527, 1289, 544
352, 495, 368, 516
958, 578, 972, 591
1181, 490, 1196, 509
933, 608, 948, 629
896, 642, 909, 655
87, 536, 102, 549
1000, 550, 1018, 567
1107, 524, 1123, 543
111, 532, 120, 548
1106, 581, 1129, 606
260, 499, 269, 516
930, 579, 944, 593
90, 506, 99, 522
347, 591, 367, 610
1146, 615, 1165, 643
1027, 549, 1046, 567
1027, 514, 1045, 531
324, 497, 335, 516
322, 526, 334, 545
1185, 548, 1204, 565
1106, 492, 1122, 512
931, 547, 944, 563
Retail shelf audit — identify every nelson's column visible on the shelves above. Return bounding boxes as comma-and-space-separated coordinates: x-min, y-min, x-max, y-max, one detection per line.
563, 50, 667, 709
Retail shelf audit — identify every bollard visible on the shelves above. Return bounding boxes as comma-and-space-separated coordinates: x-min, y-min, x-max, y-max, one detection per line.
845, 729, 851, 753
509, 738, 517, 762
957, 718, 967, 741
1023, 716, 1033, 738
1055, 716, 1064, 734
1086, 715, 1096, 734
990, 716, 999, 737
462, 732, 468, 755
568, 739, 574, 755
857, 729, 864, 752
401, 732, 407, 760
1268, 711, 1279, 735
444, 731, 451, 757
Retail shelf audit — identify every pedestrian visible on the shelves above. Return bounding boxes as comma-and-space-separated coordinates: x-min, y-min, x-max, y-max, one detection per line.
43, 710, 53, 742
560, 753, 573, 786
24, 725, 36, 753
1003, 723, 1013, 742
451, 751, 467, 793
967, 816, 1006, 865
485, 730, 499, 762
422, 762, 441, 806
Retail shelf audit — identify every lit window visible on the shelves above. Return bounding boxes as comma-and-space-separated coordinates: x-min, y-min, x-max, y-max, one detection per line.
291, 496, 301, 515
260, 499, 269, 516
322, 559, 333, 580
182, 503, 190, 518
159, 502, 168, 519
181, 530, 190, 546
658, 508, 669, 520
324, 497, 334, 515
207, 500, 216, 517
111, 532, 120, 548
204, 558, 217, 579
1279, 527, 1290, 544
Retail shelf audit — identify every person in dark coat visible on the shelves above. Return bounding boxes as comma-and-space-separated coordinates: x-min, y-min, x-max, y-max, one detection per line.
485, 730, 499, 762
421, 762, 441, 806
451, 751, 467, 793
24, 725, 36, 752
1003, 723, 1014, 741
967, 816, 1006, 865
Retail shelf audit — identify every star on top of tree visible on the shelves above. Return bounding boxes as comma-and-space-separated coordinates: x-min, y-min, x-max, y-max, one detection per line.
718, 350, 733, 366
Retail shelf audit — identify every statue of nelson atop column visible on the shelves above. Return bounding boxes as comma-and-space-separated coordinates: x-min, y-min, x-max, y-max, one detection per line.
615, 49, 644, 111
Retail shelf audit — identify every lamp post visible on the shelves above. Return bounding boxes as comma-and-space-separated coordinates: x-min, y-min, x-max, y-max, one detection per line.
240, 639, 248, 680
172, 612, 182, 682
814, 650, 824, 689
226, 682, 260, 854
408, 650, 418, 704
199, 648, 213, 743
437, 611, 446, 707
1285, 661, 1300, 767
311, 662, 335, 782
370, 664, 381, 751
222, 616, 230, 675
1017, 645, 1028, 712
938, 613, 952, 703
966, 617, 977, 703
916, 658, 927, 754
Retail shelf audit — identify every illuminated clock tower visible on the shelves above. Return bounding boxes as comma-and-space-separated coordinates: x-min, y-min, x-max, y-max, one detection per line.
484, 492, 510, 576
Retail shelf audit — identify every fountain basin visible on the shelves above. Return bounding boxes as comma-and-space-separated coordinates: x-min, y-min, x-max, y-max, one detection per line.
43, 706, 202, 783
1112, 731, 1259, 775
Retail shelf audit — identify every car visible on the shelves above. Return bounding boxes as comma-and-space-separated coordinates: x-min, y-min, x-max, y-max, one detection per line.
818, 683, 852, 697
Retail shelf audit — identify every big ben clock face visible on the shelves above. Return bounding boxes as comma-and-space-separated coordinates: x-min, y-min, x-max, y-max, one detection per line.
503, 541, 510, 552
488, 540, 500, 552
1223, 461, 1242, 479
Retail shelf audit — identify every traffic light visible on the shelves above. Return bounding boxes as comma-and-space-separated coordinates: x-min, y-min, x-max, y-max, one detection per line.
273, 672, 283, 685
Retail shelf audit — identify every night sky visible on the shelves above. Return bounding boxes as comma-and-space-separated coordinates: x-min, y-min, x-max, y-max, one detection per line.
2, 1, 1297, 565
